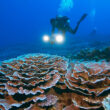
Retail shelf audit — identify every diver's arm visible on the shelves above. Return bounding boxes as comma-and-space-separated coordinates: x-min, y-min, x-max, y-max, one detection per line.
67, 25, 79, 34
72, 22, 80, 34
77, 13, 88, 24
66, 20, 80, 34
68, 13, 88, 34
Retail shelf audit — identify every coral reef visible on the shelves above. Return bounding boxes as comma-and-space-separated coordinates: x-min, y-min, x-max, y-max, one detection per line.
0, 53, 110, 110
102, 95, 110, 110
71, 46, 110, 61
64, 61, 110, 109
0, 54, 68, 110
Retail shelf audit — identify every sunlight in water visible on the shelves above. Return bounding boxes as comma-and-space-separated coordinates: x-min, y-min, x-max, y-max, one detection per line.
58, 0, 74, 14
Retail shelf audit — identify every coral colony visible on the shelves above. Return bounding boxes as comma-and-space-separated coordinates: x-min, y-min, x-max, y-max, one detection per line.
0, 54, 110, 110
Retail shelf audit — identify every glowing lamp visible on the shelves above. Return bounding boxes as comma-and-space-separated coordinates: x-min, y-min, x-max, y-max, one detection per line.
55, 34, 64, 43
43, 35, 50, 42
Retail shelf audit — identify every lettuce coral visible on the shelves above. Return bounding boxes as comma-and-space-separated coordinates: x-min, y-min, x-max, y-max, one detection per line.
64, 61, 110, 109
0, 54, 110, 110
0, 54, 68, 110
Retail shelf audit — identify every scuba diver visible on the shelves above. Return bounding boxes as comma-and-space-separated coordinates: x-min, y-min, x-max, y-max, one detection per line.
50, 13, 87, 43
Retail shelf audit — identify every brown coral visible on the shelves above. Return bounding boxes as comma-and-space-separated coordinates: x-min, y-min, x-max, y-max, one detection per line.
65, 61, 110, 109
0, 53, 110, 110
38, 94, 58, 107
0, 54, 68, 110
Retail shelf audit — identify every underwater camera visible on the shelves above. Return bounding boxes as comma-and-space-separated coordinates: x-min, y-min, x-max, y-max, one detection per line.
43, 34, 64, 44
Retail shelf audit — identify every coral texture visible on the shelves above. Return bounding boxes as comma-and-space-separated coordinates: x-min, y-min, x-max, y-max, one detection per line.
0, 54, 68, 110
0, 54, 110, 110
65, 61, 110, 109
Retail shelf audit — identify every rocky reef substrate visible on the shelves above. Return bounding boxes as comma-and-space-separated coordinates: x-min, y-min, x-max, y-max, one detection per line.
68, 47, 110, 61
0, 54, 110, 110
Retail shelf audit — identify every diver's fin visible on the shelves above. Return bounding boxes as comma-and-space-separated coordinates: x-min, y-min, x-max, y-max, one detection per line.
78, 13, 88, 24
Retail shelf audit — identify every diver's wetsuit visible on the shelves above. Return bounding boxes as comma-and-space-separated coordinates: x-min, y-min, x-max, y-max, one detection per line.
50, 14, 87, 37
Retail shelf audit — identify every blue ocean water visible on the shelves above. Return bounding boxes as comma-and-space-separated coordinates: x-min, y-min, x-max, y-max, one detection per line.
0, 0, 110, 61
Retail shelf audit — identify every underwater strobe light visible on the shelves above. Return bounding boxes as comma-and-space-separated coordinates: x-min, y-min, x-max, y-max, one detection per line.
43, 34, 64, 44
43, 35, 50, 42
55, 34, 64, 43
